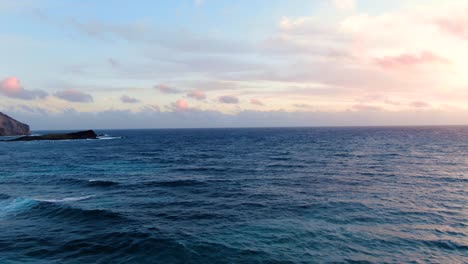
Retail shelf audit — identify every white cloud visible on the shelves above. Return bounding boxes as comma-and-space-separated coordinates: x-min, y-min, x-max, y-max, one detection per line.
333, 0, 355, 10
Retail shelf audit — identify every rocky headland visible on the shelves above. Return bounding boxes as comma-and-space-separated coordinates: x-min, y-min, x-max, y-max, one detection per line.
0, 112, 30, 136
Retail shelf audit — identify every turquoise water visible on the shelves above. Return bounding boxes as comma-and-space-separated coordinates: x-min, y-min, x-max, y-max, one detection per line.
0, 127, 467, 263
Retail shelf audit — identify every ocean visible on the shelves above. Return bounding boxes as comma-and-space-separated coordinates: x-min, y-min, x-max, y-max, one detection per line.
0, 127, 467, 263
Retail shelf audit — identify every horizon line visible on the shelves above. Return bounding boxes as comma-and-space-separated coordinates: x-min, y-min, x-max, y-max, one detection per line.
31, 124, 468, 132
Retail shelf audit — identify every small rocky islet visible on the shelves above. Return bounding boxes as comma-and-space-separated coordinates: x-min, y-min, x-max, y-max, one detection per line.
0, 112, 98, 141
8, 130, 98, 141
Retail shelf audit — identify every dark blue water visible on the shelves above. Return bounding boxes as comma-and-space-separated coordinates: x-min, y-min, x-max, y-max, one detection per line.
1, 127, 467, 263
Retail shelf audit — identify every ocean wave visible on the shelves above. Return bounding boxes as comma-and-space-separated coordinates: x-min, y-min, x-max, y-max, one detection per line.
35, 205, 125, 223
55, 178, 120, 188
170, 167, 230, 172
393, 237, 468, 252
35, 195, 96, 203
0, 197, 38, 217
87, 179, 120, 187
14, 231, 194, 263
0, 227, 291, 264
0, 195, 96, 215
266, 163, 307, 169
170, 167, 258, 175
141, 179, 206, 188
0, 195, 125, 223
412, 175, 468, 183
269, 157, 292, 161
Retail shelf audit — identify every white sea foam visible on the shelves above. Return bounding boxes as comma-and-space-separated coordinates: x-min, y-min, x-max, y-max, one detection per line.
36, 195, 96, 203
0, 197, 38, 216
97, 135, 123, 140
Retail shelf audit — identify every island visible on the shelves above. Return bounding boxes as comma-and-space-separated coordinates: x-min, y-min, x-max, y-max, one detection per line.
0, 112, 30, 136
8, 130, 98, 141
1, 112, 98, 141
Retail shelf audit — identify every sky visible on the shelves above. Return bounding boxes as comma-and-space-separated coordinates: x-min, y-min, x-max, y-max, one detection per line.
1, 0, 468, 129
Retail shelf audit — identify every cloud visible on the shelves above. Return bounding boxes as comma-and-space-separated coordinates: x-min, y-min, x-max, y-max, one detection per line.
434, 17, 468, 39
6, 104, 49, 115
0, 77, 48, 100
187, 90, 206, 100
108, 58, 120, 68
176, 99, 188, 110
141, 104, 160, 112
195, 0, 204, 6
70, 19, 148, 42
141, 105, 161, 112
374, 51, 450, 70
250, 98, 264, 106
1, 77, 21, 93
384, 99, 401, 106
54, 89, 93, 103
218, 95, 239, 104
61, 18, 253, 55
8, 108, 468, 131
333, 0, 355, 10
155, 84, 181, 94
276, 16, 346, 41
23, 1, 468, 117
120, 95, 140, 104
279, 17, 314, 31
167, 99, 189, 112
410, 101, 431, 108
294, 103, 313, 109
351, 104, 382, 112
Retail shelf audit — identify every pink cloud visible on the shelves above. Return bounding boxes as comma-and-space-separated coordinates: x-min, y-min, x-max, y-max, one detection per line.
218, 95, 239, 104
0, 77, 48, 100
167, 99, 188, 112
410, 101, 431, 108
435, 18, 468, 39
384, 99, 401, 106
187, 90, 206, 100
1, 77, 21, 94
375, 51, 449, 70
54, 89, 93, 103
351, 104, 382, 112
250, 98, 264, 106
166, 99, 190, 112
155, 84, 181, 94
177, 99, 188, 109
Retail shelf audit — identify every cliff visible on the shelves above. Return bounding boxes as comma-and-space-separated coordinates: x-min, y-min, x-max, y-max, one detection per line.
0, 112, 30, 136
